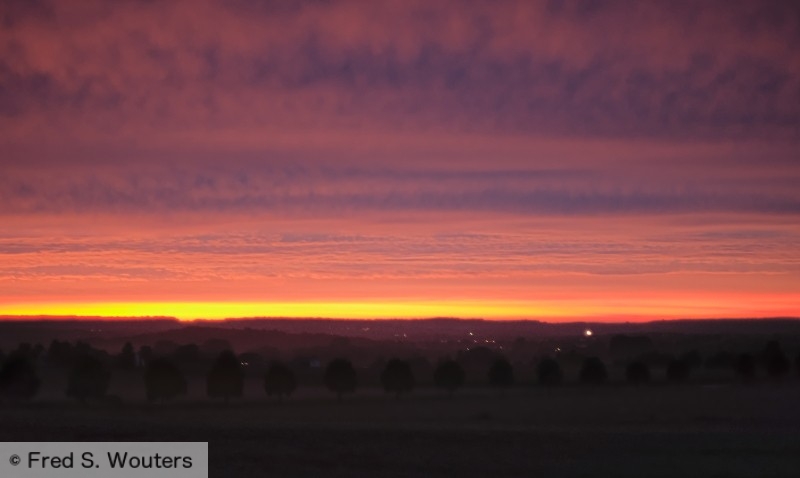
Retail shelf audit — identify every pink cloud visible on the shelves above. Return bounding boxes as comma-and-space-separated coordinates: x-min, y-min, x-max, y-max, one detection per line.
1, 0, 798, 145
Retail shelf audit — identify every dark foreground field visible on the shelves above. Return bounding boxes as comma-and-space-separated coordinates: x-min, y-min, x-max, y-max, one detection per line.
2, 385, 799, 477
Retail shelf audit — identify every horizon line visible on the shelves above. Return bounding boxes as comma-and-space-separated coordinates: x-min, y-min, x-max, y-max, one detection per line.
2, 315, 799, 324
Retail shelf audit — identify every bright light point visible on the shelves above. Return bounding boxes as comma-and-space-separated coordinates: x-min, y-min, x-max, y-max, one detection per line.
584, 329, 593, 337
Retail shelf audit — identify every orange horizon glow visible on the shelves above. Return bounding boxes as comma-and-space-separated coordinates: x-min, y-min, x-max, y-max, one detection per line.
2, 295, 799, 322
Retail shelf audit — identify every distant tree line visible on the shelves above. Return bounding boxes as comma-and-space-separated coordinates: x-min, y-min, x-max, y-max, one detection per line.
1, 339, 798, 404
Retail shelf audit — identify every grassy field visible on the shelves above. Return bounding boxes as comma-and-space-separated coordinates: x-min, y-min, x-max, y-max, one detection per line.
2, 385, 799, 477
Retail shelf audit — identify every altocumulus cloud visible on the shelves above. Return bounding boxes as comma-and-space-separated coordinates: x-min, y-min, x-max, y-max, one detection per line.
0, 0, 798, 143
1, 166, 800, 216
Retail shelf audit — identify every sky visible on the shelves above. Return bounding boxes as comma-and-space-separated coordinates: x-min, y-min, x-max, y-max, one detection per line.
1, 0, 799, 321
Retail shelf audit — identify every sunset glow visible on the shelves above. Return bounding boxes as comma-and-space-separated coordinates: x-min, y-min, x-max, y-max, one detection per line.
2, 1, 799, 322
3, 290, 799, 322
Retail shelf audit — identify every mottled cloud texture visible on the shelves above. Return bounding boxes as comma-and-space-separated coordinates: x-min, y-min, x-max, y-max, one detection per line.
1, 0, 799, 319
2, 0, 799, 141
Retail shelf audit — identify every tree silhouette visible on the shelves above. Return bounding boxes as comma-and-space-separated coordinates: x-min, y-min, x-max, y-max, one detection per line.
680, 350, 703, 369
380, 358, 415, 398
434, 359, 465, 397
264, 361, 297, 401
762, 341, 790, 380
796, 352, 800, 379
66, 355, 111, 402
144, 358, 187, 403
536, 357, 563, 386
579, 357, 608, 385
46, 340, 74, 368
766, 353, 790, 379
407, 357, 433, 385
206, 350, 244, 402
138, 345, 153, 365
625, 360, 650, 385
115, 342, 137, 370
172, 344, 202, 374
488, 358, 514, 390
705, 351, 734, 370
734, 353, 756, 382
666, 358, 690, 383
324, 358, 357, 400
0, 355, 40, 401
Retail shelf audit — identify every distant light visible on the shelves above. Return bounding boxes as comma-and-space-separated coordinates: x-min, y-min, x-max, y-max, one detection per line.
584, 329, 593, 337
468, 332, 474, 336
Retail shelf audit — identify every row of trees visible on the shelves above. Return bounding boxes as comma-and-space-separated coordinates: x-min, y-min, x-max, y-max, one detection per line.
2, 343, 799, 403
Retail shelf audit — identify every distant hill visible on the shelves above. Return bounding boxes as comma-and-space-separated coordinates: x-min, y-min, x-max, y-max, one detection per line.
215, 317, 800, 339
2, 316, 800, 351
112, 325, 381, 354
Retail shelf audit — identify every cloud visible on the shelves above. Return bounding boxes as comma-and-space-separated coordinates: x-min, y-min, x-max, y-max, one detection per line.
2, 218, 798, 284
0, 0, 798, 145
1, 163, 799, 216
